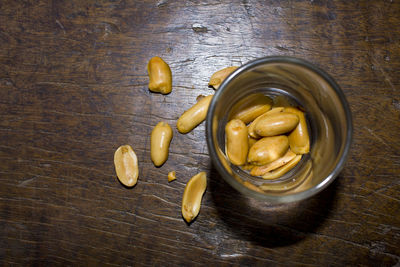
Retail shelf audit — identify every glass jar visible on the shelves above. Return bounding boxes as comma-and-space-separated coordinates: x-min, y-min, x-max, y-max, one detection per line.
206, 56, 352, 203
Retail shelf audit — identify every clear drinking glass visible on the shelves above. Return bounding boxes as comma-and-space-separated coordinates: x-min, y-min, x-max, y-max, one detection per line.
205, 56, 352, 203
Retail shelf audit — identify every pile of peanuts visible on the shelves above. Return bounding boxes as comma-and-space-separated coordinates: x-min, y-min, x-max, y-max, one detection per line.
113, 57, 236, 223
113, 57, 310, 223
225, 95, 310, 179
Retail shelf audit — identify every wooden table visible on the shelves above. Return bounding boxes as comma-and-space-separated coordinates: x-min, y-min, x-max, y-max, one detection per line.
1, 1, 399, 266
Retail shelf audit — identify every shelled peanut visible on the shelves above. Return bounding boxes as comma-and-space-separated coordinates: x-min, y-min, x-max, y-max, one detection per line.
208, 66, 238, 90
147, 56, 172, 94
114, 145, 139, 187
225, 95, 310, 179
177, 95, 213, 134
151, 121, 173, 167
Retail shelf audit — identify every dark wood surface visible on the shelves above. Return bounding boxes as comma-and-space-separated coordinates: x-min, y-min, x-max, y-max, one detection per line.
1, 1, 399, 266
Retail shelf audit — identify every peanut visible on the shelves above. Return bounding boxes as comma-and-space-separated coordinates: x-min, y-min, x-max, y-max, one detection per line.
182, 172, 207, 223
230, 94, 272, 124
250, 149, 297, 176
168, 171, 176, 182
254, 112, 299, 137
242, 164, 255, 171
262, 154, 302, 180
177, 95, 213, 134
285, 107, 310, 154
247, 135, 289, 165
225, 119, 248, 166
248, 135, 258, 149
248, 107, 284, 138
242, 181, 264, 193
114, 145, 139, 187
147, 56, 172, 94
224, 94, 310, 181
151, 121, 173, 167
209, 66, 238, 89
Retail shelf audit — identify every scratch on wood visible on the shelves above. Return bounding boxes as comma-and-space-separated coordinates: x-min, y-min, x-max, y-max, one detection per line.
17, 177, 37, 187
241, 0, 255, 32
364, 126, 389, 147
370, 54, 396, 93
368, 181, 400, 196
141, 193, 180, 207
375, 192, 400, 202
220, 253, 243, 258
125, 211, 159, 223
55, 19, 66, 35
275, 45, 291, 52
140, 210, 182, 222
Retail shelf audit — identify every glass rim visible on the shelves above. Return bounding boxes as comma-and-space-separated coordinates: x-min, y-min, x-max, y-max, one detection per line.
205, 56, 353, 203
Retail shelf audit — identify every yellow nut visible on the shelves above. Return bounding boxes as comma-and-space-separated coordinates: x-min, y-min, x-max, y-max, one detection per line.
225, 119, 248, 166
242, 164, 255, 171
147, 56, 172, 94
151, 122, 173, 167
242, 181, 264, 193
168, 171, 176, 182
247, 135, 289, 165
209, 66, 238, 89
267, 106, 285, 114
250, 149, 297, 176
196, 94, 205, 101
262, 154, 302, 180
254, 112, 299, 137
230, 94, 272, 124
285, 107, 310, 154
248, 135, 258, 149
177, 95, 213, 134
248, 107, 284, 138
182, 172, 207, 223
114, 145, 139, 187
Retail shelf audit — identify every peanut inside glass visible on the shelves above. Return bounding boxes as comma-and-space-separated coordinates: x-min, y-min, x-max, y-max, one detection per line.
224, 95, 310, 181
206, 56, 352, 203
225, 93, 310, 180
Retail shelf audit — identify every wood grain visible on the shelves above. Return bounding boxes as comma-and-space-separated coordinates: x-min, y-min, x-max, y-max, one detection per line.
1, 0, 399, 266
